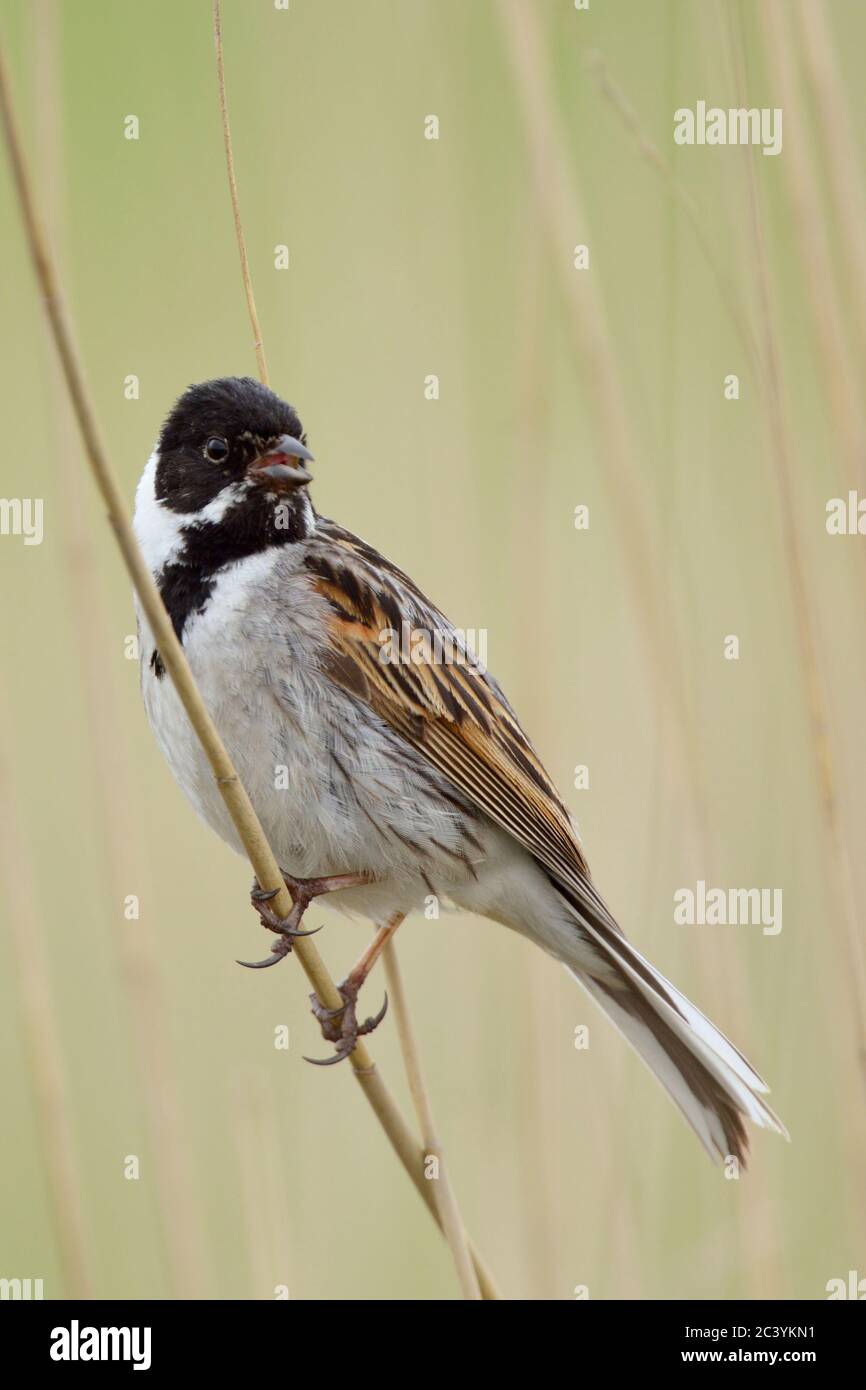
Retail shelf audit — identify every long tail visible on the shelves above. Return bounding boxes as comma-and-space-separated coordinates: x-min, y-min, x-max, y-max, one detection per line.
556, 887, 788, 1165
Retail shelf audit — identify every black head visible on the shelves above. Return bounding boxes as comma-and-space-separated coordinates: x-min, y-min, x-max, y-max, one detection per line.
143, 379, 316, 668
155, 376, 314, 517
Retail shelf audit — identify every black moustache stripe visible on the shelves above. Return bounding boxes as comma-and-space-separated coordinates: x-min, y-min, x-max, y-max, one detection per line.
149, 491, 312, 678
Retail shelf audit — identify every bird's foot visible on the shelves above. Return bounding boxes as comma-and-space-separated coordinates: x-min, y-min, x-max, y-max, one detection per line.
303, 912, 404, 1059
282, 869, 373, 904
304, 980, 389, 1066
237, 871, 373, 970
236, 884, 323, 969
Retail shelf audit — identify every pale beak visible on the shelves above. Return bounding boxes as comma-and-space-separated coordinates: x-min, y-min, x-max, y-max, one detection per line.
250, 434, 314, 488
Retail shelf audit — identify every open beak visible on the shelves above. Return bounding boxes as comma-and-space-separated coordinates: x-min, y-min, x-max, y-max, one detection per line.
249, 434, 314, 489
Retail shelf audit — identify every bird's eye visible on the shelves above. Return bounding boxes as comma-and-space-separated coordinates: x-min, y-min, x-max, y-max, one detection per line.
205, 436, 229, 462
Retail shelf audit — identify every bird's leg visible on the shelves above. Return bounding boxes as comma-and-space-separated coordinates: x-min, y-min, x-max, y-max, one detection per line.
306, 912, 406, 1065
237, 870, 373, 970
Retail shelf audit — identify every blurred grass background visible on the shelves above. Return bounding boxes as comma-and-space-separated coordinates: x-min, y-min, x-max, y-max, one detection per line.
1, 0, 865, 1300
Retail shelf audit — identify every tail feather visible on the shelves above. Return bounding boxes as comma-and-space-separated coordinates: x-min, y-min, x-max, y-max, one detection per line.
555, 890, 788, 1165
573, 969, 783, 1164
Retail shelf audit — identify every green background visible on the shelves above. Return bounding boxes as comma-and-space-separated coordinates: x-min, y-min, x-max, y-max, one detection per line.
1, 0, 864, 1300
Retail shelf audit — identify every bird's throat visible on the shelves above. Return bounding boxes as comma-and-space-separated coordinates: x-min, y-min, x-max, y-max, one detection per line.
149, 489, 313, 676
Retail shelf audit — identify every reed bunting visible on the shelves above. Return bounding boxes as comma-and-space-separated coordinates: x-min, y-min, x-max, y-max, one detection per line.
134, 376, 786, 1164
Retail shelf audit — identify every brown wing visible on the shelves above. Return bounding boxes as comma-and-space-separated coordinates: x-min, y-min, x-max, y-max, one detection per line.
304, 520, 618, 924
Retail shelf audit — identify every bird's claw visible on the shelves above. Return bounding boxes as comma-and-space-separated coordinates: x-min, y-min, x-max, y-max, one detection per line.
250, 884, 281, 904
303, 982, 389, 1065
251, 895, 323, 940
241, 871, 372, 974
237, 935, 295, 970
237, 881, 323, 970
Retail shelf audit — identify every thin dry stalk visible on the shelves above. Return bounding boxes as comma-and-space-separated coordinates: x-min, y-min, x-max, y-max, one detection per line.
213, 0, 269, 386
796, 0, 866, 371
758, 0, 866, 487
211, 1, 488, 1299
0, 33, 500, 1302
230, 1072, 292, 1298
382, 940, 481, 1299
725, 5, 866, 1061
584, 49, 760, 374
247, 1081, 295, 1294
511, 218, 565, 1296
33, 4, 211, 1299
582, 41, 755, 1043
498, 0, 709, 864
0, 701, 91, 1297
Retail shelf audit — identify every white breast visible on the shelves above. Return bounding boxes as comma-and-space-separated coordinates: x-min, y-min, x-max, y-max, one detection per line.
133, 465, 485, 925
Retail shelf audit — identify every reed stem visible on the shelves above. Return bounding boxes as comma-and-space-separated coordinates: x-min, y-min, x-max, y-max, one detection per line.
210, 0, 491, 1299
0, 32, 501, 1302
213, 0, 269, 387
382, 938, 481, 1299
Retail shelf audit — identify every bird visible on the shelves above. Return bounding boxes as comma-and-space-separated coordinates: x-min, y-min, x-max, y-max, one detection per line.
133, 375, 786, 1165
